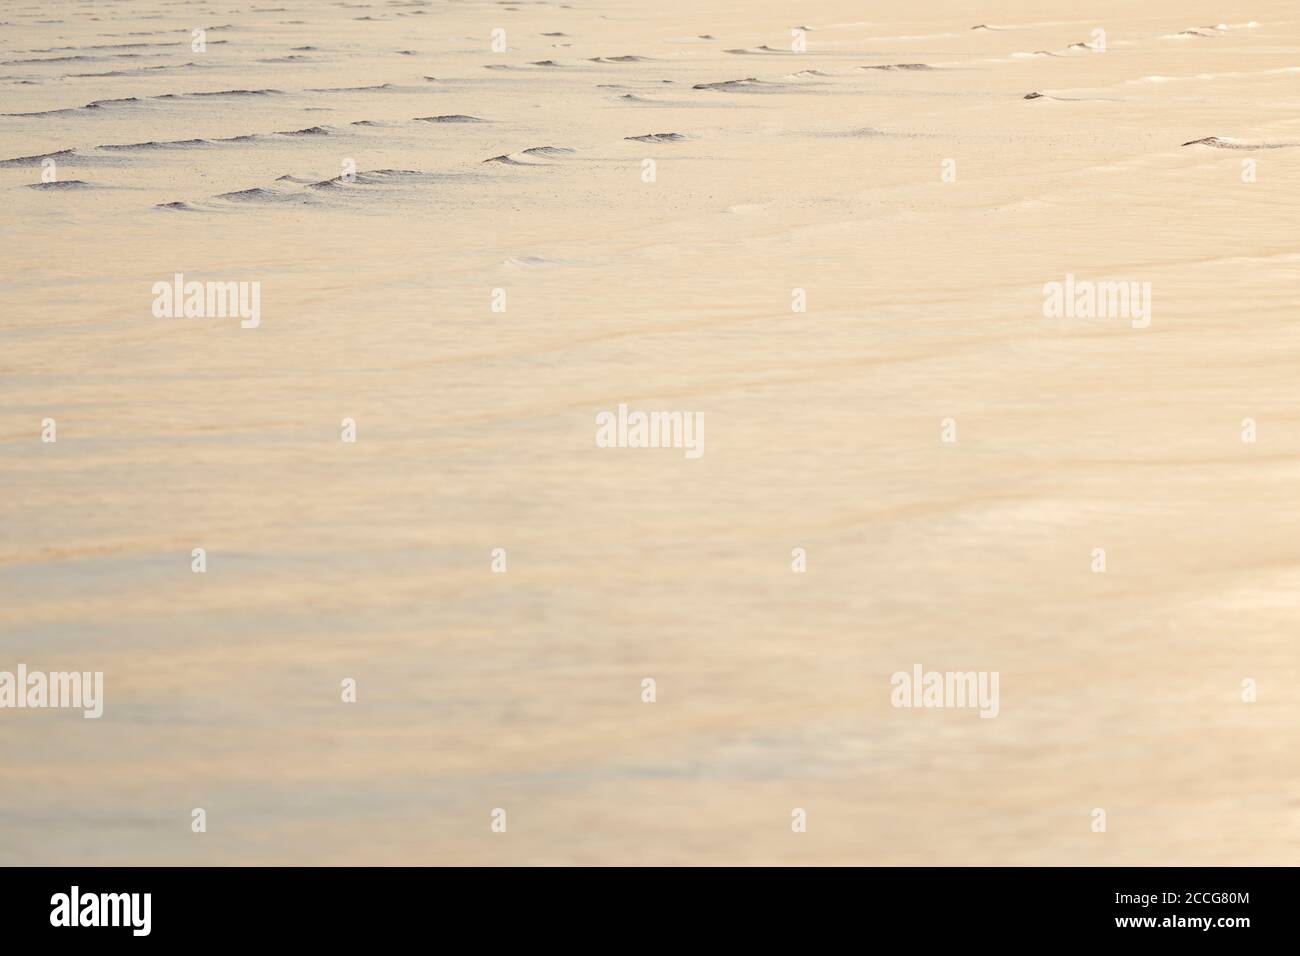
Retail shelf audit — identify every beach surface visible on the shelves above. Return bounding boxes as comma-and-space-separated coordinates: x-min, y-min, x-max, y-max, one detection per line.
2, 0, 1299, 864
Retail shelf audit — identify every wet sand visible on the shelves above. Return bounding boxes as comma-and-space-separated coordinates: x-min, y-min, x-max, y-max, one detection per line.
2, 0, 1299, 864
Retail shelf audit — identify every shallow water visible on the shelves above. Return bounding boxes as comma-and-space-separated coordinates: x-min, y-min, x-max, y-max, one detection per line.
2, 0, 1299, 864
